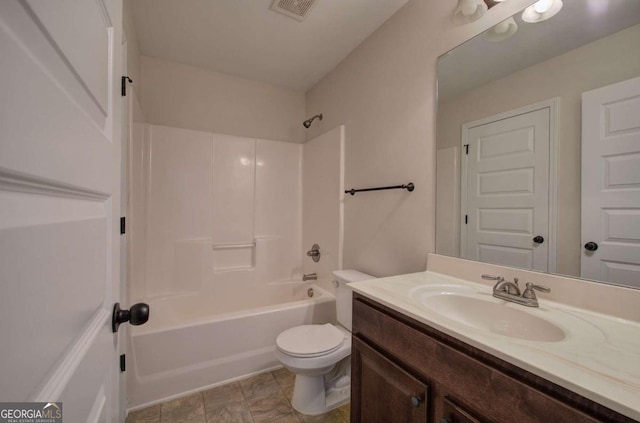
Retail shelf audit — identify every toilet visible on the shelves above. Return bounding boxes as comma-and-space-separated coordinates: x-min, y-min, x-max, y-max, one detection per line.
275, 270, 374, 415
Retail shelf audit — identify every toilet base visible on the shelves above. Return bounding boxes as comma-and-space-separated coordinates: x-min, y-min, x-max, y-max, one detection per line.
291, 374, 350, 416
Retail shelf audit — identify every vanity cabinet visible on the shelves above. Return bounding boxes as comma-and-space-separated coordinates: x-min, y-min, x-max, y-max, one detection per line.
351, 293, 634, 423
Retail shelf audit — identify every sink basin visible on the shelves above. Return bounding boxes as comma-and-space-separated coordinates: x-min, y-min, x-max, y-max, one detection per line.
417, 293, 566, 342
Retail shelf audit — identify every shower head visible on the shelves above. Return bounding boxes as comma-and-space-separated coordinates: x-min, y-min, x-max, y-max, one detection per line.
303, 113, 323, 128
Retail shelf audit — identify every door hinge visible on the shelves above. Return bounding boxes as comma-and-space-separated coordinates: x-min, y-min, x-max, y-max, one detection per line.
120, 354, 126, 372
465, 215, 468, 224
464, 144, 469, 155
120, 217, 126, 235
121, 76, 133, 97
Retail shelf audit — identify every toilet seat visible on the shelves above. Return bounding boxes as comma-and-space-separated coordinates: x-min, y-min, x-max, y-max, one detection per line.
276, 324, 345, 358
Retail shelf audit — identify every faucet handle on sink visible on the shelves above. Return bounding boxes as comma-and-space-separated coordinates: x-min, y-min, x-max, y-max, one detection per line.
523, 282, 551, 299
482, 274, 504, 282
482, 274, 508, 291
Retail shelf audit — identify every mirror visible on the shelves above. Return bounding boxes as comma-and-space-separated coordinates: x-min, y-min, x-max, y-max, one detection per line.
436, 0, 640, 289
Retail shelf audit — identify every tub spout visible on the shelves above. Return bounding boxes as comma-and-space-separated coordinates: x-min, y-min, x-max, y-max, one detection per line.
303, 273, 317, 281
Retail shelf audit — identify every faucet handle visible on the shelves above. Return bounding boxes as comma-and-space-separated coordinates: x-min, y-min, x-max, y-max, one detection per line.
523, 282, 551, 299
482, 274, 504, 282
482, 274, 505, 291
527, 282, 550, 292
306, 244, 321, 262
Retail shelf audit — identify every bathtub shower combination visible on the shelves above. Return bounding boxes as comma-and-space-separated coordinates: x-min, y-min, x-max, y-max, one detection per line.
129, 282, 334, 407
128, 124, 344, 409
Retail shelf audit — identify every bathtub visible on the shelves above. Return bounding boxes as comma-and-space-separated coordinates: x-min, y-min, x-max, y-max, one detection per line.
128, 282, 336, 409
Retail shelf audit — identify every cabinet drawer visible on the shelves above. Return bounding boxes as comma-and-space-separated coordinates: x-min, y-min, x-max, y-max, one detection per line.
442, 396, 483, 423
352, 297, 602, 423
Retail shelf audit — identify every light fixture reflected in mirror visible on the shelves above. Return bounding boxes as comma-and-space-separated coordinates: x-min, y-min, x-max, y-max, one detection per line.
453, 0, 488, 25
485, 17, 518, 41
522, 0, 563, 23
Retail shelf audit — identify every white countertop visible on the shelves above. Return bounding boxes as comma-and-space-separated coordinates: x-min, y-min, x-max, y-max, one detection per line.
350, 271, 640, 421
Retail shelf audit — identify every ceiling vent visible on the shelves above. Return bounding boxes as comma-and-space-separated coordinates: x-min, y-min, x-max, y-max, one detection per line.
270, 0, 318, 22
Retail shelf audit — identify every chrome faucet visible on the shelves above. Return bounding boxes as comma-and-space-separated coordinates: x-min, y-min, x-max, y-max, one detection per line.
482, 274, 550, 307
303, 273, 317, 281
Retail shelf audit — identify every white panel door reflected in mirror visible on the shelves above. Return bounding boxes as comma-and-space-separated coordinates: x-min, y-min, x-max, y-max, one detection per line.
461, 103, 552, 273
581, 77, 640, 287
436, 0, 640, 289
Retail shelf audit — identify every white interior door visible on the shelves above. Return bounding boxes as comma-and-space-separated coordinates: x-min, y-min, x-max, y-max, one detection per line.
462, 105, 551, 272
0, 1, 123, 422
581, 76, 640, 288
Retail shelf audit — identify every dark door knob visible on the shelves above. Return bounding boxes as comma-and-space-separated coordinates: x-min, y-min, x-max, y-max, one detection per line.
411, 396, 422, 407
584, 241, 599, 252
533, 235, 544, 244
112, 302, 149, 333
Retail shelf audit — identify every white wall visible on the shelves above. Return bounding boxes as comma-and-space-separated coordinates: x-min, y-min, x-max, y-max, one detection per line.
305, 0, 535, 277
302, 126, 344, 292
146, 125, 214, 297
123, 0, 141, 95
435, 146, 459, 257
140, 56, 306, 144
437, 24, 640, 278
124, 0, 145, 302
130, 124, 302, 300
255, 138, 303, 283
128, 92, 148, 302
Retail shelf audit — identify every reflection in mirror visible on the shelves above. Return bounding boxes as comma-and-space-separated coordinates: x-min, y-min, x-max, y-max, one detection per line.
436, 0, 640, 289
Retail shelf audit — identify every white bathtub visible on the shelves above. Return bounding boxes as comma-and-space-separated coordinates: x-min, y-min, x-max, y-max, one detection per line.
128, 282, 336, 409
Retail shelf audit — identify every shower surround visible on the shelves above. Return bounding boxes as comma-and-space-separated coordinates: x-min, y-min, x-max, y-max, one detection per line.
130, 124, 303, 301
127, 123, 345, 408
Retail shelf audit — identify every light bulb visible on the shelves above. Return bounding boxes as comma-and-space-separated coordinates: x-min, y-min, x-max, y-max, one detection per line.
453, 0, 487, 25
485, 17, 517, 42
494, 21, 510, 34
462, 2, 477, 16
534, 0, 554, 14
522, 0, 562, 23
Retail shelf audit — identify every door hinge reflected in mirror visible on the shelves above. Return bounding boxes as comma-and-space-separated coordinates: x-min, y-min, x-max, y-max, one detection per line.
121, 76, 133, 96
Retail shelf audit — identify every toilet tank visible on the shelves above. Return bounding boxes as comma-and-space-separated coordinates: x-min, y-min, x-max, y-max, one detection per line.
333, 270, 375, 331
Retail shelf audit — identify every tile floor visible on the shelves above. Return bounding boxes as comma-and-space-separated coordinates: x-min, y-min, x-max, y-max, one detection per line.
126, 368, 350, 423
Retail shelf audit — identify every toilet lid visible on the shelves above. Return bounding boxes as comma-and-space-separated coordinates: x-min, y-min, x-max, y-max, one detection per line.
276, 324, 346, 358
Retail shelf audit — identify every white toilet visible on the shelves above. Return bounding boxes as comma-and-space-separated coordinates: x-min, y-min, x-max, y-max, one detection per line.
275, 270, 374, 415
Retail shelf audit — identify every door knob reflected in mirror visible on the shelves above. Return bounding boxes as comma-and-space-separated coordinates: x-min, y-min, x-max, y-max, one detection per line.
112, 302, 149, 333
533, 236, 544, 244
584, 241, 599, 252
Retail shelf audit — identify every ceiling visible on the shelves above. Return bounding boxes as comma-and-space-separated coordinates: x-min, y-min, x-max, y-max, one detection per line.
438, 0, 640, 102
131, 0, 408, 92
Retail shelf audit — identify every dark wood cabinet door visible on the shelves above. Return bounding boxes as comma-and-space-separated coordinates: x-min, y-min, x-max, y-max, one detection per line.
351, 337, 428, 423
